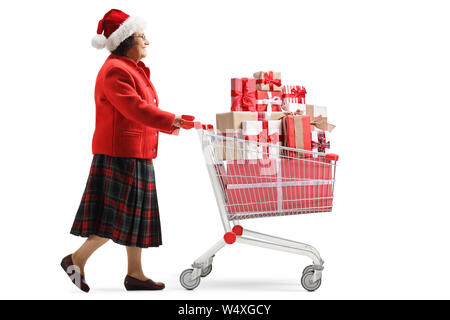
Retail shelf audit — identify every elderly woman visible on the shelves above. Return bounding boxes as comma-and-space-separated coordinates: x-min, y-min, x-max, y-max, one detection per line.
60, 9, 195, 292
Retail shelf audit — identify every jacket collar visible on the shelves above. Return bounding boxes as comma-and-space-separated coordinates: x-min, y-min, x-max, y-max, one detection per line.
108, 54, 151, 78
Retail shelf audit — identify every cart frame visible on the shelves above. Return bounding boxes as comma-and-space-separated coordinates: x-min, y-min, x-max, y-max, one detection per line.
179, 123, 338, 291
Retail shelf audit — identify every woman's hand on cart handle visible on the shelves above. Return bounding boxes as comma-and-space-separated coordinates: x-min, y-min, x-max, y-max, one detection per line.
173, 114, 196, 129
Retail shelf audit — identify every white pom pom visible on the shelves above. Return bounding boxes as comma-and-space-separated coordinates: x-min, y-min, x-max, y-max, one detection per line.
91, 34, 106, 49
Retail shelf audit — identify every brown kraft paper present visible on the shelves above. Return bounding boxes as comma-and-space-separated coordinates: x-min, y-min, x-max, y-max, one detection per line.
253, 71, 282, 91
216, 112, 285, 160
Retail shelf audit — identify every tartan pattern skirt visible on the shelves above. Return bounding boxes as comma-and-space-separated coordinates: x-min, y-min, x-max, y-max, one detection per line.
70, 154, 162, 248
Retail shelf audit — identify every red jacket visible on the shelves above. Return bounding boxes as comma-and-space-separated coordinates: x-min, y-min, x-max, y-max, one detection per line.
92, 54, 176, 159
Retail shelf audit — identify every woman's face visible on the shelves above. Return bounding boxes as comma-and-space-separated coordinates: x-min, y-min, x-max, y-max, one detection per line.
129, 29, 150, 61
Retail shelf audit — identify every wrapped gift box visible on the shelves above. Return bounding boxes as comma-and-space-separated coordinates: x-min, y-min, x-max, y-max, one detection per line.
225, 158, 334, 216
311, 130, 330, 154
226, 159, 280, 214
217, 130, 245, 161
226, 186, 278, 214
281, 184, 334, 212
253, 71, 282, 91
255, 91, 283, 113
281, 157, 332, 180
281, 113, 312, 158
281, 157, 334, 211
216, 112, 257, 161
231, 78, 256, 111
226, 158, 279, 184
282, 85, 307, 106
216, 112, 285, 160
282, 104, 335, 132
242, 120, 282, 159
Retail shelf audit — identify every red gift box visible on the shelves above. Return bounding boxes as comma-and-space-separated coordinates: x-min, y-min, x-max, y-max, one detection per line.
281, 184, 333, 212
226, 159, 280, 214
282, 113, 312, 158
226, 186, 279, 214
281, 157, 333, 212
225, 158, 334, 216
227, 159, 279, 184
281, 157, 332, 180
231, 78, 256, 111
255, 90, 283, 112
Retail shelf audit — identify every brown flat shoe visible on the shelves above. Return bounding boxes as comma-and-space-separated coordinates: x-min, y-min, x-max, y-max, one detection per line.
124, 275, 165, 291
60, 254, 90, 293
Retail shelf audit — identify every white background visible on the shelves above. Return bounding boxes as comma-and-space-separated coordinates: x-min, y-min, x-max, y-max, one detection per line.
0, 0, 449, 300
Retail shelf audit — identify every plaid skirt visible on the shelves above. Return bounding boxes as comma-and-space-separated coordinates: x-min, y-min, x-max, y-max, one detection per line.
70, 154, 162, 248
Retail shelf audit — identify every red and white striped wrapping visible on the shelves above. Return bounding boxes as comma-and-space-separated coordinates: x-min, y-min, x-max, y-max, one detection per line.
242, 120, 282, 159
282, 85, 307, 108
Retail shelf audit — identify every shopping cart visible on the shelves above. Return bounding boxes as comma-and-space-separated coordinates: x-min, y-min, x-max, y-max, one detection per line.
179, 122, 339, 291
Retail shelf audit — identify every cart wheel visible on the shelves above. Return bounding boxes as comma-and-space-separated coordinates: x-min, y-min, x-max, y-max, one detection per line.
201, 265, 213, 277
302, 265, 315, 275
180, 269, 201, 290
301, 271, 322, 292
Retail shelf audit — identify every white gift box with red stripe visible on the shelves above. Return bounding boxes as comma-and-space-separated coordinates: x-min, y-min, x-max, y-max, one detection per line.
242, 120, 282, 159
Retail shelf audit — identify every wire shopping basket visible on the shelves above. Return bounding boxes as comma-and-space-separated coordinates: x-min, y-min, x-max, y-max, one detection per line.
179, 123, 339, 291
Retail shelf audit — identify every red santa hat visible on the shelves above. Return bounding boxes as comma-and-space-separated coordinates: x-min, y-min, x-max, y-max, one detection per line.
92, 9, 146, 52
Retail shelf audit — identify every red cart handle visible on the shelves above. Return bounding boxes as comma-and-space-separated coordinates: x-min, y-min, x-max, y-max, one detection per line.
195, 122, 214, 131
326, 153, 339, 161
178, 114, 196, 129
181, 115, 195, 121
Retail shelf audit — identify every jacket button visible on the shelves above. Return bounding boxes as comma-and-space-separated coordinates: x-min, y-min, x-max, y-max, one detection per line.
154, 132, 158, 136
152, 148, 156, 153
153, 99, 157, 103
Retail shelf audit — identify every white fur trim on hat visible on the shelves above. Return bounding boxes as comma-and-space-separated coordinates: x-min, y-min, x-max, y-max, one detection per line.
105, 16, 146, 52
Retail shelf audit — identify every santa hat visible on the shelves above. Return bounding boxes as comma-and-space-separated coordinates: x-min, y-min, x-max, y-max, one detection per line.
92, 9, 146, 52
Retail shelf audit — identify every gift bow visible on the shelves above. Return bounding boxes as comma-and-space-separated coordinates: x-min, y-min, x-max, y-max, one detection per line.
256, 71, 282, 90
310, 115, 336, 132
245, 124, 281, 158
245, 130, 280, 144
289, 86, 307, 103
312, 131, 330, 153
289, 86, 306, 98
256, 96, 282, 106
256, 92, 282, 114
231, 78, 256, 111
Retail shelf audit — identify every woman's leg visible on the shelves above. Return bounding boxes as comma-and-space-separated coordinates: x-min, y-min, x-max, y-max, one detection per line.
72, 235, 109, 275
126, 246, 150, 281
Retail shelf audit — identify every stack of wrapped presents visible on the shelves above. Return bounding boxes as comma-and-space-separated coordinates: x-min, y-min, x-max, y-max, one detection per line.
216, 71, 336, 217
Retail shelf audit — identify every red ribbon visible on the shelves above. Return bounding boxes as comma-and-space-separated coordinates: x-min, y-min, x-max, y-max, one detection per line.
231, 78, 256, 111
290, 86, 307, 103
245, 121, 281, 158
256, 71, 282, 91
312, 131, 330, 153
